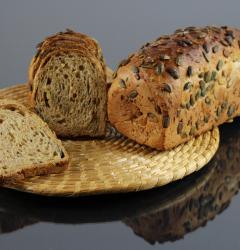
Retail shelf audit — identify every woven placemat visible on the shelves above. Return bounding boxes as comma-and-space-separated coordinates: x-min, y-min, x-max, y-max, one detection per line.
0, 83, 219, 196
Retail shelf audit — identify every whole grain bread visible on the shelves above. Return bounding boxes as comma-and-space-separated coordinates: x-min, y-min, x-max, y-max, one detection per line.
28, 29, 107, 138
0, 99, 69, 184
108, 26, 240, 150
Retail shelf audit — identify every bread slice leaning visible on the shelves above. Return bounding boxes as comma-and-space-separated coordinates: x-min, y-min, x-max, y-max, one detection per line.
28, 29, 107, 138
0, 99, 69, 184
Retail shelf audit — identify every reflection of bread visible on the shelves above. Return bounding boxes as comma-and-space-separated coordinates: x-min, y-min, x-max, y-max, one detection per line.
125, 120, 240, 244
0, 212, 37, 234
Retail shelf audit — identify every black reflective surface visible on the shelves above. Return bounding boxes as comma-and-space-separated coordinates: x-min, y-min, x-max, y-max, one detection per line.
1, 1, 240, 249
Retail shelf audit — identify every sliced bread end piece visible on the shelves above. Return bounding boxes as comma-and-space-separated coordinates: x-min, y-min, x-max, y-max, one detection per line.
0, 99, 69, 184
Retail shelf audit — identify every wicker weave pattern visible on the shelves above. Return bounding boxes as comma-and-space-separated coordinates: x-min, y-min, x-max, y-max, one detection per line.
0, 84, 219, 196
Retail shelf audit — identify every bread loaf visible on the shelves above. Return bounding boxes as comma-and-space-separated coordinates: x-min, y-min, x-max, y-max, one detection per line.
29, 29, 107, 138
0, 99, 69, 183
108, 26, 240, 150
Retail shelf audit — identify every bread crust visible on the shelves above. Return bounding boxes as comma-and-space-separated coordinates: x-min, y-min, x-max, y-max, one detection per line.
108, 26, 240, 150
0, 99, 69, 184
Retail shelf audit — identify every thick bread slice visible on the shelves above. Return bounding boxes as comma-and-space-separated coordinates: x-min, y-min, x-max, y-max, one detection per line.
28, 29, 107, 138
0, 99, 69, 184
108, 26, 240, 150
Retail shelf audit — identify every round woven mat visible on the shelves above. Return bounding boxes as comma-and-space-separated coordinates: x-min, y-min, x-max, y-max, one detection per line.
0, 84, 219, 197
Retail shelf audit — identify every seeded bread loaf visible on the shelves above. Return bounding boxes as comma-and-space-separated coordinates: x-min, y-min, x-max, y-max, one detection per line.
28, 29, 107, 137
0, 99, 69, 184
108, 26, 240, 150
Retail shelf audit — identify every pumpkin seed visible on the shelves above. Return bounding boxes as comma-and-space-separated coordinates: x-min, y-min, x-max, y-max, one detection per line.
176, 55, 183, 66
211, 71, 217, 81
156, 63, 164, 75
203, 43, 209, 53
224, 35, 233, 46
160, 54, 170, 60
163, 116, 170, 128
131, 65, 139, 74
189, 126, 196, 135
212, 45, 219, 53
204, 115, 209, 123
205, 97, 211, 104
187, 66, 193, 77
216, 60, 224, 71
202, 51, 209, 62
190, 95, 195, 106
204, 71, 212, 82
166, 67, 179, 79
155, 105, 162, 114
162, 83, 172, 93
177, 121, 183, 134
128, 90, 138, 99
227, 105, 235, 117
184, 82, 192, 91
119, 79, 126, 88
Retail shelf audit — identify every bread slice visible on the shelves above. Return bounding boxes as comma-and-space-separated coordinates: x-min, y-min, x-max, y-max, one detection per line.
28, 29, 107, 138
0, 99, 69, 184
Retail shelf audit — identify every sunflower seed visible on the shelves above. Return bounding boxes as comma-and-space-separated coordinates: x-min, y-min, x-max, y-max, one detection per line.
163, 116, 170, 128
128, 90, 138, 99
196, 120, 200, 130
166, 67, 179, 79
184, 82, 192, 91
119, 79, 126, 88
156, 63, 164, 75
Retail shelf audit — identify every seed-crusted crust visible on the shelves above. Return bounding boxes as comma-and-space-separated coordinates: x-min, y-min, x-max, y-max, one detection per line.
28, 29, 107, 138
0, 99, 69, 184
108, 26, 240, 150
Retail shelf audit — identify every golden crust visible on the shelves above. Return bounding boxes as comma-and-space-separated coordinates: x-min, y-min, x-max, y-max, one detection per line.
108, 26, 240, 150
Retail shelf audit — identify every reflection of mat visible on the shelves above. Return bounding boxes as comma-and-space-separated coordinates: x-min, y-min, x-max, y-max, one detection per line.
0, 83, 219, 196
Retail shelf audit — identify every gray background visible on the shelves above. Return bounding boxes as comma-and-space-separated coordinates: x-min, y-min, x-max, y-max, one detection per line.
1, 0, 240, 249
